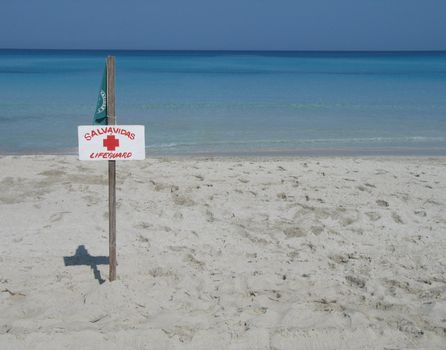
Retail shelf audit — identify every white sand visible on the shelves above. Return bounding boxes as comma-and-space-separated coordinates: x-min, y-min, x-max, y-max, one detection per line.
0, 155, 445, 349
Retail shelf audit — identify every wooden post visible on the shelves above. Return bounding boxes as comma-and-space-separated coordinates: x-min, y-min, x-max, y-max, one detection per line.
107, 56, 117, 281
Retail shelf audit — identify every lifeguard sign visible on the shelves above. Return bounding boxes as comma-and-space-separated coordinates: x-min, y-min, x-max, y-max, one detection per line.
75, 56, 145, 282
78, 125, 145, 160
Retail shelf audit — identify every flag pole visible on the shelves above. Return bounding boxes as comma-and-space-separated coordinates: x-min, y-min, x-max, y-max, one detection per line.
106, 56, 117, 281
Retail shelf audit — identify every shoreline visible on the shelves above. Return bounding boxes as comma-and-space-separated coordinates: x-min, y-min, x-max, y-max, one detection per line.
2, 146, 446, 158
2, 154, 446, 165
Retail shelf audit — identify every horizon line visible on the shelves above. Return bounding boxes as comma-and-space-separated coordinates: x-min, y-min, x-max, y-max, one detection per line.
1, 48, 446, 53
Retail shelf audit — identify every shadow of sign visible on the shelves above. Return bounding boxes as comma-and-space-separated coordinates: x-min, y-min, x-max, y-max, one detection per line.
64, 245, 109, 284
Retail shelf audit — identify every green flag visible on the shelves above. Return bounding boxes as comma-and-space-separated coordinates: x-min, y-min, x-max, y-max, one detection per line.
93, 66, 107, 125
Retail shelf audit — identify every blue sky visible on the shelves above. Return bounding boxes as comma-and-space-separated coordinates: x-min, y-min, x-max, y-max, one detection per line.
1, 0, 445, 50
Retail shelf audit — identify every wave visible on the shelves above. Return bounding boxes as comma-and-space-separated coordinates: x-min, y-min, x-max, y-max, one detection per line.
139, 101, 446, 112
149, 136, 446, 149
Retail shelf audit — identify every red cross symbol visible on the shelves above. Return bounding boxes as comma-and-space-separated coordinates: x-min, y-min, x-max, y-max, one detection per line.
103, 135, 120, 151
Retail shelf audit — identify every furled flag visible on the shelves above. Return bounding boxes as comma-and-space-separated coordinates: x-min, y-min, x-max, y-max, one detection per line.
93, 66, 107, 125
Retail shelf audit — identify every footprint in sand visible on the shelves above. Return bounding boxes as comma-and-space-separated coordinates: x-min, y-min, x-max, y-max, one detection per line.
375, 169, 388, 175
277, 192, 287, 200
391, 212, 404, 224
173, 211, 183, 220
153, 182, 179, 192
83, 194, 99, 206
357, 185, 368, 192
283, 227, 306, 238
50, 211, 71, 223
365, 212, 381, 221
311, 226, 324, 235
376, 199, 389, 207
205, 209, 214, 222
136, 222, 152, 229
184, 253, 205, 270
39, 169, 67, 177
172, 193, 195, 206
345, 275, 366, 289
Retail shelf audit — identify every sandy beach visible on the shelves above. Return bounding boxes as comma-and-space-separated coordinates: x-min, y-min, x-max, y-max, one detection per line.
0, 155, 445, 349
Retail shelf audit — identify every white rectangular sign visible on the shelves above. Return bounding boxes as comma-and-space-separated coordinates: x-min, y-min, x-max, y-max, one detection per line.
78, 125, 145, 161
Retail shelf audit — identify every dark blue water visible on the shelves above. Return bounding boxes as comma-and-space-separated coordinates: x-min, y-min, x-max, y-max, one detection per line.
1, 50, 445, 155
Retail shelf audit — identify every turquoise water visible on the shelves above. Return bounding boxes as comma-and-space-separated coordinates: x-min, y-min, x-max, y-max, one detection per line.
1, 50, 446, 155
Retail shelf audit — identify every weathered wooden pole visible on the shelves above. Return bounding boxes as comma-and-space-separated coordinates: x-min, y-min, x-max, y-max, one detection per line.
106, 56, 117, 281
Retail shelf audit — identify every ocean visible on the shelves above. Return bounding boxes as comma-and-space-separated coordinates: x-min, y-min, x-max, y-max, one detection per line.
0, 50, 445, 156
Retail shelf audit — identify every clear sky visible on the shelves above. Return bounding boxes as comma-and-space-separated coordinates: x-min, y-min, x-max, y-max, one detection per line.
1, 0, 445, 50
